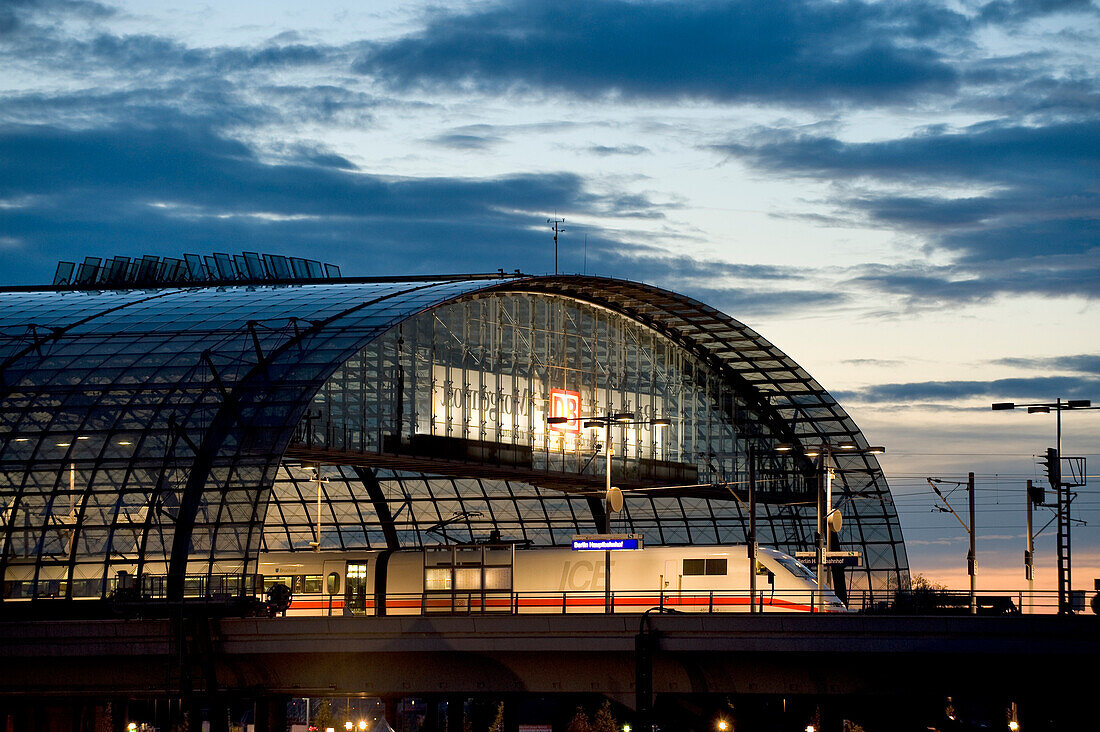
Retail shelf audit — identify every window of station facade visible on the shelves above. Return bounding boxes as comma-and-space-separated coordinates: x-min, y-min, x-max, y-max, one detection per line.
305, 293, 785, 488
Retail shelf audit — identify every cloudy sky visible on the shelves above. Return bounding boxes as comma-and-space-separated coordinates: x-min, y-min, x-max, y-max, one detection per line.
2, 0, 1099, 595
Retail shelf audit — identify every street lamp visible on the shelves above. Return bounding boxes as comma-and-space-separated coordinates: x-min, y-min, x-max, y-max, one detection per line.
548, 410, 669, 612
306, 465, 329, 551
777, 440, 885, 611
992, 398, 1097, 614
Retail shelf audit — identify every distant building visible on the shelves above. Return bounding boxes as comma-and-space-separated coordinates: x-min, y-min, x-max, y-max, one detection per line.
0, 253, 908, 606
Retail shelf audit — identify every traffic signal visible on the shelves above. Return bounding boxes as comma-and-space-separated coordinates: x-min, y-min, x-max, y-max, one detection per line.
1027, 478, 1045, 506
1040, 447, 1061, 489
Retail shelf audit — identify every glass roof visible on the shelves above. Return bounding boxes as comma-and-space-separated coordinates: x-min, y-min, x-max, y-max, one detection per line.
0, 274, 908, 603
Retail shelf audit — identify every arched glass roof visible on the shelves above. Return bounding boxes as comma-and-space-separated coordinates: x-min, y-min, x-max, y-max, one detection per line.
0, 274, 908, 604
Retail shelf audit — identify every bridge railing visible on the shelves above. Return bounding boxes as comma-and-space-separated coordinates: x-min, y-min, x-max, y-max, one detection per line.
3, 575, 1083, 617
412, 589, 823, 614
846, 587, 1075, 615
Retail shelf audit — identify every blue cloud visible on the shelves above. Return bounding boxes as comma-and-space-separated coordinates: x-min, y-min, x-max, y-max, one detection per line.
352, 0, 963, 106
835, 375, 1100, 402
993, 354, 1100, 374
0, 119, 845, 319
720, 118, 1100, 300
589, 145, 650, 156
846, 259, 1100, 305
978, 0, 1099, 24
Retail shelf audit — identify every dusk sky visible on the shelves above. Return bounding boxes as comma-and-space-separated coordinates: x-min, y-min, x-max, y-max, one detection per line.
2, 0, 1098, 594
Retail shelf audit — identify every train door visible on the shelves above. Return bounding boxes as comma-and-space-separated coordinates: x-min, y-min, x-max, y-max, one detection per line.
663, 560, 681, 606
345, 560, 370, 615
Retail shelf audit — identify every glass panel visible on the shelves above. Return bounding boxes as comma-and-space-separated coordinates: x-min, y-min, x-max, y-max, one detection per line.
683, 559, 705, 576
705, 558, 727, 576
453, 567, 480, 591
424, 568, 451, 591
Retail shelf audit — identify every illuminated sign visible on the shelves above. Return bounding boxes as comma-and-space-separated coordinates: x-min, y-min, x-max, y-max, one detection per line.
794, 551, 863, 567
427, 365, 664, 460
572, 534, 644, 551
549, 388, 581, 433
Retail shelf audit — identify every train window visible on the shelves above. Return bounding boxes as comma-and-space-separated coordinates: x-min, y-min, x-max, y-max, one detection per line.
777, 556, 817, 582
425, 568, 451, 591
327, 572, 341, 596
684, 558, 727, 576
347, 564, 368, 580
302, 575, 323, 594
263, 576, 291, 592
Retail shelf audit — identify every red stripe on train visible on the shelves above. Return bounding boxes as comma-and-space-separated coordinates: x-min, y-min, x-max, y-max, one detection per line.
374, 596, 818, 612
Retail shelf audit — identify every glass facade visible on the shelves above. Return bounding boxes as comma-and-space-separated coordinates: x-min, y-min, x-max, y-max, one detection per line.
0, 274, 909, 603
281, 289, 906, 594
304, 293, 795, 482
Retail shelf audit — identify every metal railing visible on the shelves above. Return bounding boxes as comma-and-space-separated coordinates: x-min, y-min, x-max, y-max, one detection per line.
2, 576, 1090, 617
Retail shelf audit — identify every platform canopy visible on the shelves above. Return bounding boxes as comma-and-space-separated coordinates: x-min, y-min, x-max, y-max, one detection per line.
0, 264, 908, 605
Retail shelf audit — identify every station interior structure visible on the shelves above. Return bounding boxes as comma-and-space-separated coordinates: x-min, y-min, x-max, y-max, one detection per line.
0, 253, 909, 608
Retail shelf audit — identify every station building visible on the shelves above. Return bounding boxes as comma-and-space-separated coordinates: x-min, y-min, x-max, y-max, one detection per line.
0, 253, 909, 607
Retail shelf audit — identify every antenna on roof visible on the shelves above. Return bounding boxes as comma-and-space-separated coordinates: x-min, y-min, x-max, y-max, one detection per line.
548, 217, 565, 275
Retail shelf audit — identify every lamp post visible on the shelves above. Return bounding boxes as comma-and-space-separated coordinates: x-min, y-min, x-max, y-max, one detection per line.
549, 410, 669, 612
992, 398, 1097, 614
777, 440, 885, 611
307, 465, 329, 551
748, 444, 758, 613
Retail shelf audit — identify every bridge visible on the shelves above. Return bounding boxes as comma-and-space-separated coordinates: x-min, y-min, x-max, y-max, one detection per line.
2, 613, 1096, 722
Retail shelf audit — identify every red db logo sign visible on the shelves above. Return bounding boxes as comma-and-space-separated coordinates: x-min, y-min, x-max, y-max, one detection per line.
550, 389, 581, 433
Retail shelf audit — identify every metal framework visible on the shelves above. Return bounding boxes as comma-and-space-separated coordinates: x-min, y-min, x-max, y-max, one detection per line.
0, 273, 908, 604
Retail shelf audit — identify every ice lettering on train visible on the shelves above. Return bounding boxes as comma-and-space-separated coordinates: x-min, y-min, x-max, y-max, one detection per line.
557, 560, 607, 590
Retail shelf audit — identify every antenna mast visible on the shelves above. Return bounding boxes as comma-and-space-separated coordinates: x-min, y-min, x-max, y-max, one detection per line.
548, 217, 565, 274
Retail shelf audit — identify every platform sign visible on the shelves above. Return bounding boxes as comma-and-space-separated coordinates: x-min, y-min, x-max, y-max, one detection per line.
794, 551, 862, 567
572, 534, 644, 551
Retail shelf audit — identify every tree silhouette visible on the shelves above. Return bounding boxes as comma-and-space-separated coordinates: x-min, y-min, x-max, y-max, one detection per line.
592, 701, 617, 732
566, 707, 591, 732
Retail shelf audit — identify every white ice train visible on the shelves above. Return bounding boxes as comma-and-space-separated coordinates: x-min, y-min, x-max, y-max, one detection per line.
257, 544, 847, 615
